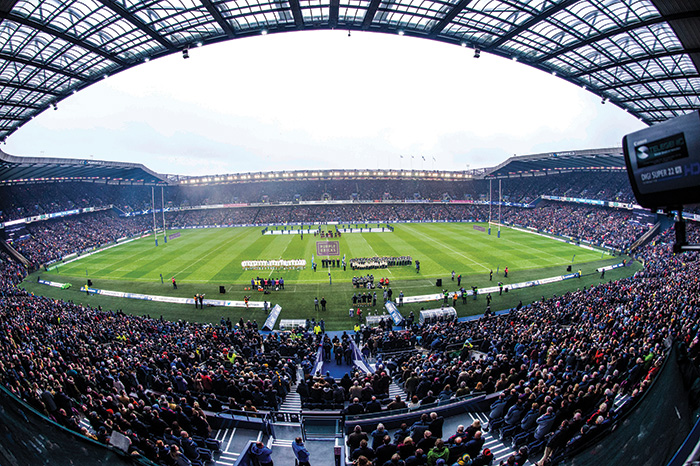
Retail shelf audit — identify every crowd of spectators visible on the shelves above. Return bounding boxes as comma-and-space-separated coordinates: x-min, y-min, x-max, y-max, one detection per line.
172, 173, 639, 207
497, 172, 635, 204
0, 182, 155, 223
1, 172, 648, 224
340, 221, 700, 465
11, 212, 152, 266
502, 202, 649, 251
2, 181, 699, 464
0, 251, 318, 463
346, 416, 495, 466
166, 208, 257, 228
173, 179, 476, 206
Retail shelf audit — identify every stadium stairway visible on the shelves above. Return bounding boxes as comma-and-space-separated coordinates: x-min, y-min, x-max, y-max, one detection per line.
629, 215, 674, 253
211, 426, 263, 466
0, 238, 30, 268
369, 359, 411, 402
388, 379, 408, 402
460, 411, 535, 466
278, 389, 302, 412
278, 366, 303, 412
277, 370, 408, 412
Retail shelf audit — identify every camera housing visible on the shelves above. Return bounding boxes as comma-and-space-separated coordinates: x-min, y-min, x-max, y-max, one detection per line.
623, 110, 700, 211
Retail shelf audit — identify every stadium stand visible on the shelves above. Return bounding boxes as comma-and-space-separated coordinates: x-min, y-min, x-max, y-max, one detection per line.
13, 211, 152, 266
0, 165, 639, 224
0, 149, 696, 466
1, 215, 699, 465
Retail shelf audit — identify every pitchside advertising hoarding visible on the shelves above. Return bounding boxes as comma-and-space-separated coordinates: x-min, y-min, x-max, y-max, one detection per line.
316, 241, 340, 256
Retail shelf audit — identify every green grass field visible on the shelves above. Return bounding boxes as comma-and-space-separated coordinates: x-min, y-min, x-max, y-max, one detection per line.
24, 223, 640, 330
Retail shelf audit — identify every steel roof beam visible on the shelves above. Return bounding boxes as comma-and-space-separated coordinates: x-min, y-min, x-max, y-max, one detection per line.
362, 0, 382, 30
0, 1, 17, 14
96, 0, 176, 52
428, 0, 473, 39
288, 0, 305, 28
486, 0, 578, 50
1, 12, 127, 67
199, 0, 236, 38
329, 0, 339, 28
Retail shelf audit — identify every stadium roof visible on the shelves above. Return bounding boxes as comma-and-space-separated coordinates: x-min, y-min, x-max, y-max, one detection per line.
485, 146, 625, 177
0, 148, 167, 184
0, 0, 698, 143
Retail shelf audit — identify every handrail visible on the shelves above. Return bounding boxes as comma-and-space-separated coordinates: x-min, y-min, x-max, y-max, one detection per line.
0, 383, 159, 466
345, 391, 487, 423
375, 346, 417, 357
558, 342, 673, 462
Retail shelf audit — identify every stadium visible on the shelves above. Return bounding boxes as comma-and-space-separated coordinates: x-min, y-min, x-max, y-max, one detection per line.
1, 1, 700, 466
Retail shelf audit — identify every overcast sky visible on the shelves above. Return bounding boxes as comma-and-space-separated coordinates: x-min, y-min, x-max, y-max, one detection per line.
6, 30, 645, 176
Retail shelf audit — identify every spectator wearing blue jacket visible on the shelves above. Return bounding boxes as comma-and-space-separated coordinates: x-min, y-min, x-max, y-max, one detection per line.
534, 407, 557, 441
251, 441, 274, 466
371, 424, 388, 450
292, 437, 310, 466
486, 393, 508, 430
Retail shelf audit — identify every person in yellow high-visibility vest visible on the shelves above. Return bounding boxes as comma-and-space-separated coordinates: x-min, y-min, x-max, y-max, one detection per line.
461, 339, 473, 361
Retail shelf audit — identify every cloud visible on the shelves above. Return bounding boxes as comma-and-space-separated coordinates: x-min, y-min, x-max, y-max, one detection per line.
6, 30, 645, 176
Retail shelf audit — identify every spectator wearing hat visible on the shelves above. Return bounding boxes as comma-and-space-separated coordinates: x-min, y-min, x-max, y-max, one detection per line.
468, 448, 494, 466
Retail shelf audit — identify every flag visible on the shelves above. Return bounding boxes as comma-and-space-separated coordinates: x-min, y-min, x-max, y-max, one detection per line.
432, 156, 436, 161
422, 156, 425, 161
311, 254, 314, 264
411, 155, 414, 159
400, 155, 404, 159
